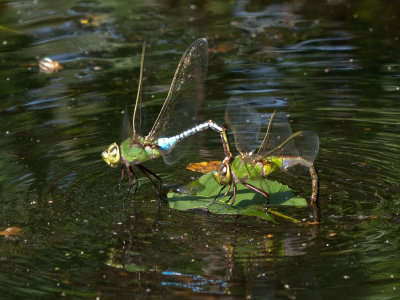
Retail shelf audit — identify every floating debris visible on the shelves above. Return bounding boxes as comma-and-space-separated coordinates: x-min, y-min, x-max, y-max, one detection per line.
0, 227, 22, 236
39, 57, 63, 73
186, 161, 221, 173
79, 14, 109, 27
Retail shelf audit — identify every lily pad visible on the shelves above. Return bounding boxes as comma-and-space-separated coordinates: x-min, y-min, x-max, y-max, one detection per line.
167, 173, 307, 220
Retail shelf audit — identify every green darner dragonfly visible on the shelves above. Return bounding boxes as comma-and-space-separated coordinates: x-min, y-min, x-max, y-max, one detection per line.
209, 99, 319, 211
102, 38, 231, 196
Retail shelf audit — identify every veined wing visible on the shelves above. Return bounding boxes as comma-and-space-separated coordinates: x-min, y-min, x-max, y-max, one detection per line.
256, 111, 294, 157
258, 114, 319, 167
225, 97, 262, 155
120, 106, 132, 142
146, 38, 209, 141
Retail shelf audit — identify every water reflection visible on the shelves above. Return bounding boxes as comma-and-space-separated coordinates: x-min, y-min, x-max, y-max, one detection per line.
233, 0, 301, 35
161, 271, 226, 294
102, 203, 320, 297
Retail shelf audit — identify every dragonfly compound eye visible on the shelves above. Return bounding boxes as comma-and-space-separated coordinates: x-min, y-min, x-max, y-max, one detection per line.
214, 163, 231, 186
110, 146, 118, 156
102, 142, 120, 167
218, 163, 227, 175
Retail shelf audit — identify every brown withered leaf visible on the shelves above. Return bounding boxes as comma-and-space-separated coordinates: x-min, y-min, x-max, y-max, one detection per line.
186, 161, 221, 173
0, 227, 22, 236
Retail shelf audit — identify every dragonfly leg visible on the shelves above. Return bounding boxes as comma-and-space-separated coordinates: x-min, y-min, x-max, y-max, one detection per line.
206, 185, 227, 211
129, 166, 139, 199
223, 184, 233, 203
123, 166, 139, 206
112, 167, 125, 194
309, 165, 319, 206
123, 185, 133, 206
223, 184, 235, 204
127, 166, 132, 186
137, 164, 162, 196
242, 182, 270, 212
230, 182, 237, 205
120, 167, 125, 184
216, 182, 237, 213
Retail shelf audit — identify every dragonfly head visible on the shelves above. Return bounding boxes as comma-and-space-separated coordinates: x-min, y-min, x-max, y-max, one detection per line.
212, 162, 232, 186
102, 142, 121, 167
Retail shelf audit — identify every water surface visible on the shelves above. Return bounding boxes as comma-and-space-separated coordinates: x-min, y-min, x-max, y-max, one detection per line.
0, 0, 399, 298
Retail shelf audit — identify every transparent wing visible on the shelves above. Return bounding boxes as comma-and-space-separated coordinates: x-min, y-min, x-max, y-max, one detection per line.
260, 128, 319, 169
120, 107, 132, 142
256, 111, 294, 157
225, 97, 262, 154
225, 99, 319, 168
147, 38, 208, 140
145, 38, 208, 164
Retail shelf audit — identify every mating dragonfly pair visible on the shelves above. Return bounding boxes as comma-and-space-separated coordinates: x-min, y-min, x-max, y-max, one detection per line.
102, 38, 319, 212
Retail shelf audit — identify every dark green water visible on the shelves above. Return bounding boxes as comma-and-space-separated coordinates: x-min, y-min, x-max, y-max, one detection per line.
0, 0, 400, 298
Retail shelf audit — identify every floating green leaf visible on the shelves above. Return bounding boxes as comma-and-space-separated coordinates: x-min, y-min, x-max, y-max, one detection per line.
168, 173, 307, 220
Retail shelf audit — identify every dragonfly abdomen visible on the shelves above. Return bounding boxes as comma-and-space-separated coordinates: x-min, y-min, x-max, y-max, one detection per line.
262, 156, 313, 175
156, 120, 225, 153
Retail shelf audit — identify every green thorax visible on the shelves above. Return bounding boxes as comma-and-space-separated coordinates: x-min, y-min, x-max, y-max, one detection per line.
120, 136, 162, 165
231, 155, 286, 182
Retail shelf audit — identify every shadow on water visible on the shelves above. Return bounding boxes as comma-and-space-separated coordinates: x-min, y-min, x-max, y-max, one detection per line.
0, 0, 400, 298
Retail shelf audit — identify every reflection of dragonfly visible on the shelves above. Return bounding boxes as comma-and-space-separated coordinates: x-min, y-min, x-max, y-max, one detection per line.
210, 100, 319, 211
102, 39, 231, 195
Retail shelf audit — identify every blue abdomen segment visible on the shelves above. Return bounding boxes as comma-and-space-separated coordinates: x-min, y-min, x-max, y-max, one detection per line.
157, 136, 179, 152
156, 120, 224, 153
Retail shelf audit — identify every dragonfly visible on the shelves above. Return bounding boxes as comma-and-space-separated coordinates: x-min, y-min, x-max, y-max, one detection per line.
102, 38, 232, 196
208, 99, 319, 212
